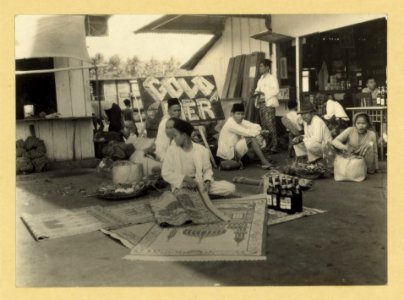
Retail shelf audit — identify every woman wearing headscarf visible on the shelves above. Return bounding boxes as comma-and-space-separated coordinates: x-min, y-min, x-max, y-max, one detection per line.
331, 112, 379, 174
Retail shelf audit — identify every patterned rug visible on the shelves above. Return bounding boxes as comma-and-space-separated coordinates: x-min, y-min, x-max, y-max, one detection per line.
21, 199, 154, 241
104, 196, 268, 262
268, 207, 326, 226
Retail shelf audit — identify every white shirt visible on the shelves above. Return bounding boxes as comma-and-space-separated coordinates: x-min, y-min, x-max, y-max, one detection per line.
303, 115, 332, 145
324, 100, 349, 121
155, 115, 171, 161
255, 73, 279, 108
217, 117, 261, 160
162, 142, 214, 190
286, 111, 303, 131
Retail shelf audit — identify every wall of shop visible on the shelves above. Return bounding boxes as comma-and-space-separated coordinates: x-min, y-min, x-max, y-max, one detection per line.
16, 57, 95, 161
271, 14, 386, 37
16, 118, 95, 161
191, 17, 271, 97
53, 57, 93, 117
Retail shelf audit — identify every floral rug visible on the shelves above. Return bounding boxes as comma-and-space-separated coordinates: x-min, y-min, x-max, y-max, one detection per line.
104, 195, 268, 262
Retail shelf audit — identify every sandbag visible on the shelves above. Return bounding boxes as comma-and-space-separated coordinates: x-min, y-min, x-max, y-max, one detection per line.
112, 160, 144, 185
219, 160, 242, 171
334, 154, 367, 182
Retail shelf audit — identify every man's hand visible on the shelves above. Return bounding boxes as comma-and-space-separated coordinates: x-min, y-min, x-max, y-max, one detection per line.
343, 145, 356, 155
183, 176, 197, 190
292, 135, 304, 145
203, 180, 211, 193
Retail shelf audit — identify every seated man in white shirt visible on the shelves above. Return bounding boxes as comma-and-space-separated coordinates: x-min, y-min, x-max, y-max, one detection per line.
292, 102, 332, 164
281, 100, 303, 157
324, 96, 350, 121
162, 118, 235, 196
217, 103, 274, 169
154, 98, 182, 161
323, 95, 350, 137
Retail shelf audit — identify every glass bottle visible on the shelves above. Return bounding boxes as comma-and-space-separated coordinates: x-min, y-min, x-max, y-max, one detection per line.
272, 175, 281, 211
279, 177, 291, 213
293, 177, 303, 213
266, 175, 274, 209
376, 87, 381, 106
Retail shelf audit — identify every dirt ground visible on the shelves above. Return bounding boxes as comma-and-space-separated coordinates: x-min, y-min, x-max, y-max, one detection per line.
16, 152, 387, 287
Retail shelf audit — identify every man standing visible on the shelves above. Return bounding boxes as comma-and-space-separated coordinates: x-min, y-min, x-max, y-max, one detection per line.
292, 102, 332, 163
155, 98, 182, 161
254, 59, 280, 153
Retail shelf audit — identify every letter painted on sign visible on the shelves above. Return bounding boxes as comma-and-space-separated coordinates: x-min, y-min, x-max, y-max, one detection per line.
181, 99, 200, 121
192, 76, 215, 97
178, 78, 199, 99
196, 98, 216, 120
161, 77, 184, 99
143, 77, 167, 102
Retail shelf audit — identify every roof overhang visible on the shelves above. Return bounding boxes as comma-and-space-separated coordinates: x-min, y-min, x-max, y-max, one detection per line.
134, 14, 268, 34
251, 30, 292, 43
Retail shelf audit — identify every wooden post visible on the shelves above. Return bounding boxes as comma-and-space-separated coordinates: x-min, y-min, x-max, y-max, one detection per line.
197, 126, 218, 169
295, 37, 303, 109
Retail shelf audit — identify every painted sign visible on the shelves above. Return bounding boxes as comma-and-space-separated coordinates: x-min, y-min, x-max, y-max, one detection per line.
137, 75, 225, 137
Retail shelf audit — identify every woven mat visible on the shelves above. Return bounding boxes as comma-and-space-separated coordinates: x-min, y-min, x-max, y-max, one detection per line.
21, 199, 153, 241
268, 207, 326, 226
103, 195, 268, 262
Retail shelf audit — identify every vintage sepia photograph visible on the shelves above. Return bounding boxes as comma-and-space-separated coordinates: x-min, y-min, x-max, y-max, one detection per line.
15, 14, 387, 287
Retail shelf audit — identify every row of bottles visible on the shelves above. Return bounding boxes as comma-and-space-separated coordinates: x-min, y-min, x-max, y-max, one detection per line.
263, 175, 303, 214
376, 86, 387, 106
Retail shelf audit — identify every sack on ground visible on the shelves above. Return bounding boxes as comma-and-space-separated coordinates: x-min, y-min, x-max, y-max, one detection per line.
334, 154, 367, 182
219, 160, 242, 171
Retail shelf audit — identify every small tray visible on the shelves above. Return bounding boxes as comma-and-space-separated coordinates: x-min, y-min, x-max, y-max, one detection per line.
96, 188, 147, 200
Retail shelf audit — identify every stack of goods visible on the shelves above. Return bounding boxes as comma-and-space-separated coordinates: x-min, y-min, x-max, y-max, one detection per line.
222, 52, 265, 102
263, 174, 303, 215
96, 141, 135, 179
102, 140, 135, 161
16, 137, 48, 174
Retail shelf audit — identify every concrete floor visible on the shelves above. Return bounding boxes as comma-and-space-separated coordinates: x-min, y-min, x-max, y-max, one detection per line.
16, 153, 387, 287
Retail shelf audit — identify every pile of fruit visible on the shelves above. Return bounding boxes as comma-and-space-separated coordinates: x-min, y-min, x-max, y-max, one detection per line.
96, 176, 167, 200
293, 162, 327, 179
16, 137, 48, 174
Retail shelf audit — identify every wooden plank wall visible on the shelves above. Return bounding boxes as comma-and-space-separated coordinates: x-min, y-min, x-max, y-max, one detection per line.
16, 119, 95, 161
53, 58, 92, 117
191, 17, 270, 98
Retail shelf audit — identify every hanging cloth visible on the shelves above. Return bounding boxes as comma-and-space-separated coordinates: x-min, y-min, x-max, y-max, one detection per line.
317, 61, 329, 91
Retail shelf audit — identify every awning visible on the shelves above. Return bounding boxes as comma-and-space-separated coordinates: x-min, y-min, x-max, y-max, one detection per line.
134, 14, 267, 35
134, 15, 225, 34
16, 15, 91, 62
251, 31, 292, 43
